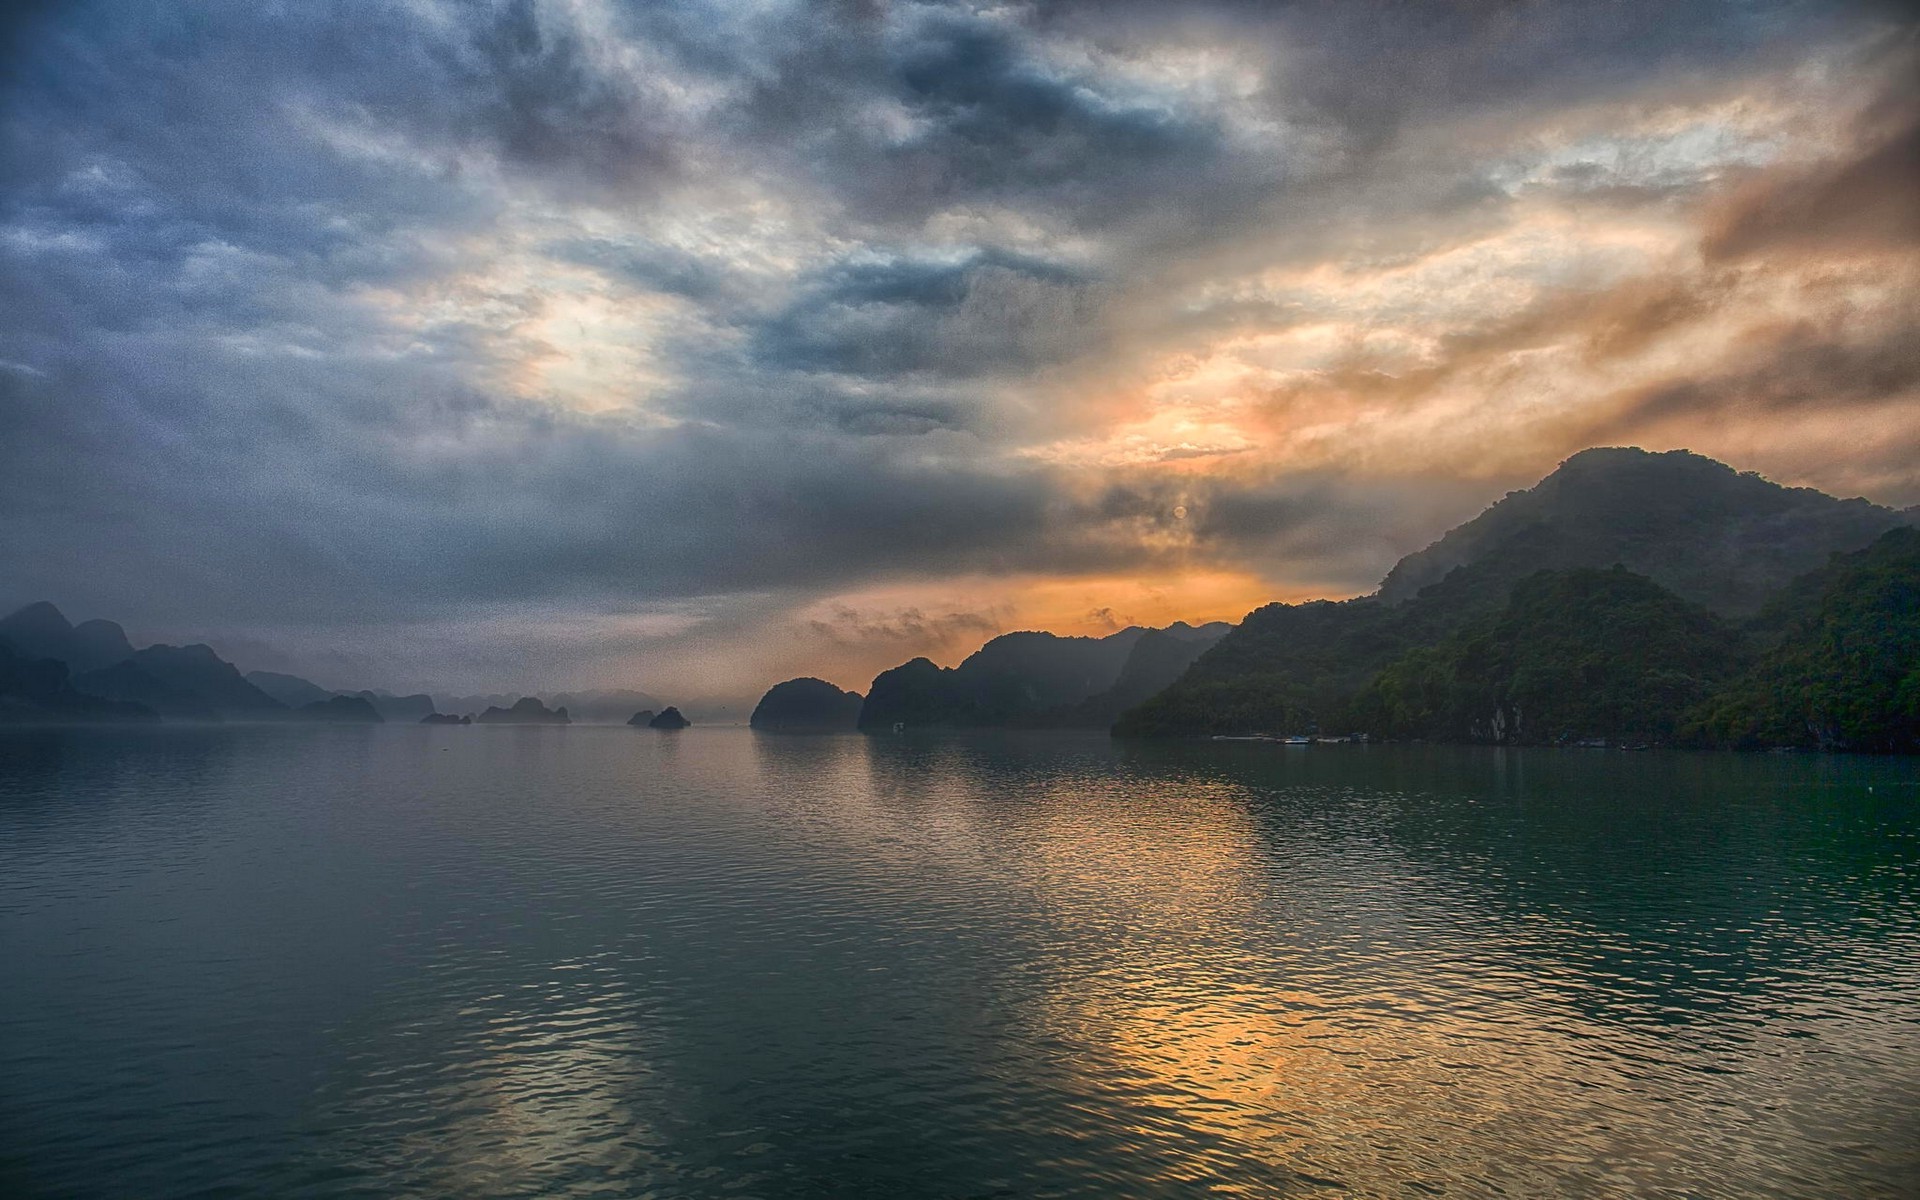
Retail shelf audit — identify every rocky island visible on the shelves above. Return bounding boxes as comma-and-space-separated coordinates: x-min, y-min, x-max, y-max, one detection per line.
476, 697, 570, 724
749, 678, 863, 733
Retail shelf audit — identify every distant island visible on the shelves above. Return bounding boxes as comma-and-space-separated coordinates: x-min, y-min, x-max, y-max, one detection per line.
739, 446, 1915, 753
750, 678, 862, 733
477, 698, 570, 725
6, 447, 1914, 752
645, 706, 691, 729
0, 604, 690, 730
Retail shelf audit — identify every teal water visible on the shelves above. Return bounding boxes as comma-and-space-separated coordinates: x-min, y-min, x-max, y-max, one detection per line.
0, 727, 1915, 1198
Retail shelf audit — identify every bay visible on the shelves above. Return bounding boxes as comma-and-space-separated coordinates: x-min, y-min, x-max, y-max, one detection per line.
1, 726, 1915, 1198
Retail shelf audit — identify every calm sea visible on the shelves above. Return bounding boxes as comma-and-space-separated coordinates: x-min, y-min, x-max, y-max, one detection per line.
1, 726, 1915, 1198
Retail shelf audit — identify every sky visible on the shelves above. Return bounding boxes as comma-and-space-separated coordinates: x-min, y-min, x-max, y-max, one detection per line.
2, 0, 1916, 700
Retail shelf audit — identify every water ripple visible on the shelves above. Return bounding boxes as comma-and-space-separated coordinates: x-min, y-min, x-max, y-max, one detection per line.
1, 727, 1916, 1198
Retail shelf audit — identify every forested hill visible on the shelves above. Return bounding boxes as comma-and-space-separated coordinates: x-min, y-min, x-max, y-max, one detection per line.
858, 621, 1229, 730
1118, 449, 1916, 747
1378, 448, 1907, 615
1685, 526, 1920, 753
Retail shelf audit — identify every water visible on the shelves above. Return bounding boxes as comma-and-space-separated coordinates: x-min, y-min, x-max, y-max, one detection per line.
1, 727, 1915, 1199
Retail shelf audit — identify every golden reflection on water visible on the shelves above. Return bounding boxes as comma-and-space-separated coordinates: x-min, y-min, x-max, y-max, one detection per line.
773, 734, 1916, 1197
6, 727, 1916, 1198
349, 954, 675, 1197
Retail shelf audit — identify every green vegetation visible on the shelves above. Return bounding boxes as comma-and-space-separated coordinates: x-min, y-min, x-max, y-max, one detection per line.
1351, 568, 1749, 745
1119, 450, 1916, 751
1379, 447, 1908, 615
858, 623, 1227, 730
1120, 539, 1918, 750
1683, 527, 1920, 752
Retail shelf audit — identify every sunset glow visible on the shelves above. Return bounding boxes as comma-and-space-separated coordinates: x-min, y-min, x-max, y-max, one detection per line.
3, 0, 1914, 701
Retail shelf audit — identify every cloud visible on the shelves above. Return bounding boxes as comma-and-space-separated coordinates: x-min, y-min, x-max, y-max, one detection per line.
1705, 113, 1920, 261
1, 0, 1915, 696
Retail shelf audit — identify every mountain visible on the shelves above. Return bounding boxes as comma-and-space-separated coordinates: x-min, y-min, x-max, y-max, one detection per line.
69, 659, 218, 720
1046, 622, 1232, 727
352, 690, 435, 721
1351, 567, 1750, 745
0, 643, 157, 723
72, 644, 287, 721
1684, 527, 1920, 752
1378, 448, 1909, 615
858, 626, 1158, 730
646, 706, 691, 729
421, 712, 472, 725
0, 602, 135, 674
751, 679, 863, 732
476, 697, 570, 724
1119, 449, 1915, 740
0, 603, 299, 721
246, 670, 335, 708
625, 709, 656, 726
299, 695, 384, 723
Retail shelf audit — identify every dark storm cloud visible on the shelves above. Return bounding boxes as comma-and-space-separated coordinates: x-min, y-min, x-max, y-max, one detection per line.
652, 0, 1273, 236
751, 249, 1101, 380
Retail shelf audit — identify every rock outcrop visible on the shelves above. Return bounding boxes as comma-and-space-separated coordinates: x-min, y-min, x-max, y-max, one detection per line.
750, 678, 863, 732
476, 697, 571, 724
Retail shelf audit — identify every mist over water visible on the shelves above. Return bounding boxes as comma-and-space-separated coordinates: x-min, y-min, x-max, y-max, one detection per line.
1, 727, 1915, 1198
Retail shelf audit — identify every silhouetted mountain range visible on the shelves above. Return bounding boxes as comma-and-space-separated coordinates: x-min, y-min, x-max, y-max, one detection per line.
1378, 448, 1909, 614
0, 603, 294, 722
0, 603, 680, 727
244, 671, 336, 708
477, 697, 570, 724
0, 602, 137, 674
0, 642, 155, 723
855, 620, 1231, 730
1118, 448, 1916, 749
7, 447, 1911, 749
299, 695, 384, 723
